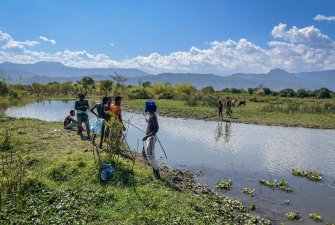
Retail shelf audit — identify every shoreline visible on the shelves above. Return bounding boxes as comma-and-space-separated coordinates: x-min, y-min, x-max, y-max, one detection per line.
0, 117, 271, 224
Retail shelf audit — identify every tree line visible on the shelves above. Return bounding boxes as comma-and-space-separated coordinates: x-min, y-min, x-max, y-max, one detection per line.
0, 75, 333, 100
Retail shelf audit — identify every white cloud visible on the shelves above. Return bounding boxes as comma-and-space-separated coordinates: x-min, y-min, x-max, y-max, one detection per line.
271, 23, 335, 49
0, 31, 39, 50
0, 23, 335, 74
313, 14, 335, 22
39, 36, 56, 45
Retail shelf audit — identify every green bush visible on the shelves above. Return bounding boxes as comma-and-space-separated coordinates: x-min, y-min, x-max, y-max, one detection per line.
201, 95, 217, 107
159, 92, 174, 99
129, 88, 152, 99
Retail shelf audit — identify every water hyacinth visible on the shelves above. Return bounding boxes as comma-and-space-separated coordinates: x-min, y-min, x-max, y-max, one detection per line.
216, 179, 233, 191
286, 212, 301, 220
291, 169, 323, 181
259, 179, 292, 192
309, 213, 323, 222
242, 188, 255, 197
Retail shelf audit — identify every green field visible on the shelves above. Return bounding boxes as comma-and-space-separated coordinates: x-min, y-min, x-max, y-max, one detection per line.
125, 98, 335, 129
0, 117, 270, 224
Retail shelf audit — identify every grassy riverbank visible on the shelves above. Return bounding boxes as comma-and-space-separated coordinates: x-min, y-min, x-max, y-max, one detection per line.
124, 98, 335, 129
0, 117, 270, 224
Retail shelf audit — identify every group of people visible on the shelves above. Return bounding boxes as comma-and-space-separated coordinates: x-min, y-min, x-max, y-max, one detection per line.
63, 93, 161, 179
217, 96, 233, 120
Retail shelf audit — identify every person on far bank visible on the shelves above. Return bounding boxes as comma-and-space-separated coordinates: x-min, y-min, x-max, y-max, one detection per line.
75, 93, 91, 139
217, 99, 223, 120
142, 100, 160, 179
90, 96, 109, 149
226, 96, 232, 118
64, 110, 78, 130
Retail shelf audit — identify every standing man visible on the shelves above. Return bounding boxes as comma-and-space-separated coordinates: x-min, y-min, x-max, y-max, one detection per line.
90, 96, 109, 149
110, 96, 126, 133
142, 100, 160, 179
217, 99, 223, 120
226, 96, 232, 118
75, 93, 91, 139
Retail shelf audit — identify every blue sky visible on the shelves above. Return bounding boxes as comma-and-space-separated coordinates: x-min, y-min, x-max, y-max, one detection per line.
0, 0, 335, 74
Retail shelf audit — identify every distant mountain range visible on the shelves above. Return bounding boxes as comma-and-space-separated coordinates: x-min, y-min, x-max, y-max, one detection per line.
0, 61, 334, 90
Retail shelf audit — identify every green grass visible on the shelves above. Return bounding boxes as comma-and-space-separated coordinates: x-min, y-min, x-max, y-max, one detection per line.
124, 98, 335, 129
0, 118, 271, 225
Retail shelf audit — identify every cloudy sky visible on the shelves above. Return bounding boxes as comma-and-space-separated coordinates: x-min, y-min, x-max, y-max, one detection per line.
0, 0, 334, 75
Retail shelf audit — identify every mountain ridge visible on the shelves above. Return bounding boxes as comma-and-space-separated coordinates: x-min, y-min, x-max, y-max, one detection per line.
0, 61, 334, 90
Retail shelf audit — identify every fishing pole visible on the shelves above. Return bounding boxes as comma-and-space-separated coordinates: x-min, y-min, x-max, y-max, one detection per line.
122, 119, 168, 159
115, 73, 168, 159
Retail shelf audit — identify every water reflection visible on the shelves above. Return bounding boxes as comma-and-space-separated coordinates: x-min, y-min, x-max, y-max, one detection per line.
224, 122, 231, 142
215, 121, 231, 143
215, 122, 223, 142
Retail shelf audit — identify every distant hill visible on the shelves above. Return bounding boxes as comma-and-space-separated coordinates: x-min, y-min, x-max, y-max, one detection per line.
0, 61, 334, 90
127, 69, 335, 91
0, 61, 150, 81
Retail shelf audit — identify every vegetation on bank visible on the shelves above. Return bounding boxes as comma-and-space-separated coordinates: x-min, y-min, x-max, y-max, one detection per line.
124, 98, 335, 129
1, 75, 335, 129
0, 117, 271, 224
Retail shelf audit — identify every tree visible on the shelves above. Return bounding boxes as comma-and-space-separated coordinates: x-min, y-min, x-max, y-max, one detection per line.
262, 88, 272, 95
78, 76, 95, 93
279, 88, 296, 97
100, 80, 113, 96
0, 81, 9, 96
314, 88, 332, 99
111, 73, 128, 88
142, 81, 152, 88
248, 88, 255, 95
201, 86, 215, 94
296, 89, 309, 98
62, 82, 74, 96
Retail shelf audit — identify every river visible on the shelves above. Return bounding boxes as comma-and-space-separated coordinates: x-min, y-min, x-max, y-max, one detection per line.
5, 99, 335, 225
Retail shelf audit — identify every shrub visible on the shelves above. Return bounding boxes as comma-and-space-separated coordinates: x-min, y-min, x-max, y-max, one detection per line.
159, 92, 174, 99
201, 95, 218, 107
201, 86, 215, 94
256, 89, 265, 96
129, 88, 152, 99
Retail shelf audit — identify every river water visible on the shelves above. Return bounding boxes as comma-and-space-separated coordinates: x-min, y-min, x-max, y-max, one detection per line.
5, 99, 335, 224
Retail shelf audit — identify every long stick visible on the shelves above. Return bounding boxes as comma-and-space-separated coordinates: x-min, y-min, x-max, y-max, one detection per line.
122, 113, 168, 159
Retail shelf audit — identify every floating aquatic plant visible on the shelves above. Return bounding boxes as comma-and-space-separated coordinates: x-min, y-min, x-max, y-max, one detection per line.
259, 179, 292, 192
292, 169, 322, 182
216, 179, 232, 191
284, 199, 290, 205
278, 179, 292, 192
309, 213, 323, 222
286, 212, 301, 220
242, 188, 255, 197
248, 202, 256, 211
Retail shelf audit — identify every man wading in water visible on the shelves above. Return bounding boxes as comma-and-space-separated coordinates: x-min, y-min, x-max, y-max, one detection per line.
75, 93, 91, 139
142, 100, 160, 179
